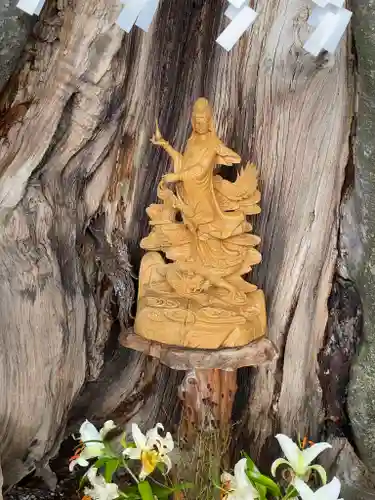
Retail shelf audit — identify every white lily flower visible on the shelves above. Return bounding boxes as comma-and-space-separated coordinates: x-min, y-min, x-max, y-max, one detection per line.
293, 476, 343, 500
123, 423, 174, 480
69, 420, 116, 471
83, 467, 120, 500
271, 434, 331, 484
221, 458, 259, 500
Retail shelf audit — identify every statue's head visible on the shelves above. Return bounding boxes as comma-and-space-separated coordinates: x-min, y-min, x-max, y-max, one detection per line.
191, 98, 214, 135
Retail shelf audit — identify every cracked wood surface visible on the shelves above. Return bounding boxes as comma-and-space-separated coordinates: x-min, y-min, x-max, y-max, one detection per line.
0, 0, 351, 488
120, 332, 278, 370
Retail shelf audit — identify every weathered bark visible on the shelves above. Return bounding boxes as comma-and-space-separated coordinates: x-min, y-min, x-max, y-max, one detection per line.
347, 0, 375, 477
241, 6, 351, 461
0, 0, 367, 493
0, 0, 35, 94
0, 0, 150, 487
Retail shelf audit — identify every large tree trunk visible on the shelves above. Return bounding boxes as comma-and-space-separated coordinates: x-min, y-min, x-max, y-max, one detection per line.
347, 0, 375, 476
0, 0, 372, 495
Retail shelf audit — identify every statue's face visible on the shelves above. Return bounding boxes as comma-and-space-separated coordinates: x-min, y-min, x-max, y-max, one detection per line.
192, 111, 210, 135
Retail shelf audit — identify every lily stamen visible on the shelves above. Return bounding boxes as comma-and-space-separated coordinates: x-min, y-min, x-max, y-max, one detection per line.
68, 420, 116, 472
300, 436, 315, 449
123, 423, 174, 480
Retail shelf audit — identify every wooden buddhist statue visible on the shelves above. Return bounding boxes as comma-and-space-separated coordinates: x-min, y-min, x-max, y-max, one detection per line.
135, 98, 266, 349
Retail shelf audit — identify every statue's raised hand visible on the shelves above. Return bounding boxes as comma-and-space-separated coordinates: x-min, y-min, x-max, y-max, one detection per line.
151, 120, 168, 146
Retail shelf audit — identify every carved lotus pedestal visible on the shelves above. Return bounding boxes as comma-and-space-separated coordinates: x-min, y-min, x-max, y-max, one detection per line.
134, 252, 268, 350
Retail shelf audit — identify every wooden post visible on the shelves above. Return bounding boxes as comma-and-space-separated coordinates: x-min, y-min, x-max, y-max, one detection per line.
177, 369, 238, 499
178, 369, 237, 439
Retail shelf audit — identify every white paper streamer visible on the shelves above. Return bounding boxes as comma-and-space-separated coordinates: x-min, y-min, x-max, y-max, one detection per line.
225, 4, 241, 21
117, 0, 159, 33
216, 5, 258, 51
228, 0, 247, 8
304, 11, 338, 56
308, 4, 336, 26
16, 0, 45, 15
304, 3, 352, 55
312, 0, 344, 7
323, 7, 352, 52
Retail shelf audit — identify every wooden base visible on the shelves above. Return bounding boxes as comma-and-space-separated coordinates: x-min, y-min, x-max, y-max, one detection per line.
119, 330, 278, 370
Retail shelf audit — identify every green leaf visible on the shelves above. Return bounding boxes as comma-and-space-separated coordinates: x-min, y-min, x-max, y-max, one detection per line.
250, 473, 282, 497
254, 481, 267, 500
120, 432, 128, 449
120, 492, 141, 500
118, 490, 140, 500
154, 461, 172, 475
241, 451, 282, 497
150, 482, 193, 498
94, 457, 111, 470
138, 481, 154, 500
122, 485, 139, 496
242, 452, 258, 475
104, 458, 120, 482
283, 484, 299, 499
78, 474, 88, 490
155, 462, 165, 473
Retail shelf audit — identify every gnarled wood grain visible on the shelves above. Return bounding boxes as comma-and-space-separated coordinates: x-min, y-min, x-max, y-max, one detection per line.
246, 3, 350, 456
120, 332, 278, 370
0, 0, 352, 490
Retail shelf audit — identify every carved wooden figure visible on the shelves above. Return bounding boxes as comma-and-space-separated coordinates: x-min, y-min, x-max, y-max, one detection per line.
121, 100, 276, 492
135, 98, 267, 349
